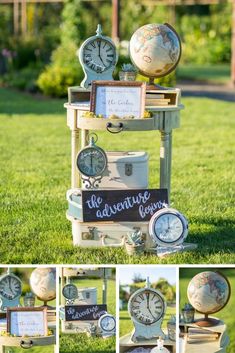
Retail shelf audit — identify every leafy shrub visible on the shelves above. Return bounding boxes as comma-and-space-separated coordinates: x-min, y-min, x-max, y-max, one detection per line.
37, 42, 84, 97
1, 64, 42, 92
37, 65, 80, 97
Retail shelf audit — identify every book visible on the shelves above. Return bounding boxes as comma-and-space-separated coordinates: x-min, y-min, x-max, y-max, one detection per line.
146, 93, 165, 99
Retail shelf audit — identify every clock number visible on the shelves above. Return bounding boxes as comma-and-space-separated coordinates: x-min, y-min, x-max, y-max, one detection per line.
90, 42, 96, 49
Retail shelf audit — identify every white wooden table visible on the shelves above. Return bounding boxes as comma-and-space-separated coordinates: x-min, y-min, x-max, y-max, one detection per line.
65, 101, 183, 204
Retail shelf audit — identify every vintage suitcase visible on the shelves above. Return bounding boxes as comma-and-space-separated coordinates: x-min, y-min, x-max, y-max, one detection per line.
67, 213, 154, 249
77, 287, 97, 305
100, 151, 149, 189
61, 319, 98, 334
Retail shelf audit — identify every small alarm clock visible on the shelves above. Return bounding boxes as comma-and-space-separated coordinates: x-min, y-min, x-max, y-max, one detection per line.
149, 207, 188, 247
98, 313, 116, 338
128, 278, 166, 342
78, 24, 118, 88
62, 284, 78, 303
0, 271, 22, 310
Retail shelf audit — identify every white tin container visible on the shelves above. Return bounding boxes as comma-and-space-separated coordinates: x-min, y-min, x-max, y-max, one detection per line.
76, 287, 97, 305
99, 151, 149, 189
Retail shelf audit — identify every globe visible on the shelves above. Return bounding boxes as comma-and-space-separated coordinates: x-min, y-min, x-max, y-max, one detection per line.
30, 267, 56, 304
187, 271, 230, 326
129, 23, 181, 81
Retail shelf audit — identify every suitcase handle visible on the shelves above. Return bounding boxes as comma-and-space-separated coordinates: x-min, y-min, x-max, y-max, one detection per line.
106, 122, 123, 134
20, 340, 33, 349
100, 234, 126, 247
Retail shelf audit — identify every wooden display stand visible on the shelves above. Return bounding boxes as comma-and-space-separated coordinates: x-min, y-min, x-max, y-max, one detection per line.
65, 93, 183, 203
119, 332, 175, 353
179, 316, 229, 353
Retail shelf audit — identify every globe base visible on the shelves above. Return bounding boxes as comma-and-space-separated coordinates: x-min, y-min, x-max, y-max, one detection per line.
195, 316, 220, 327
147, 78, 169, 91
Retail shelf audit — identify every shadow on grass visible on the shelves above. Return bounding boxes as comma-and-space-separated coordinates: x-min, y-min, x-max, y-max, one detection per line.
0, 87, 65, 115
189, 216, 235, 254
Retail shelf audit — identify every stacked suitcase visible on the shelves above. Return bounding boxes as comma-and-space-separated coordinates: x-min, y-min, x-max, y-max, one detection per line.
67, 151, 156, 249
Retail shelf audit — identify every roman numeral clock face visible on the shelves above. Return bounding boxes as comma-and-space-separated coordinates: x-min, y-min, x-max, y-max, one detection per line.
0, 275, 22, 300
130, 289, 165, 325
82, 38, 116, 73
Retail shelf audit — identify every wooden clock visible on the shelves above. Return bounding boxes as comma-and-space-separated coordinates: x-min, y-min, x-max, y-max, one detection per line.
78, 24, 118, 89
128, 278, 166, 342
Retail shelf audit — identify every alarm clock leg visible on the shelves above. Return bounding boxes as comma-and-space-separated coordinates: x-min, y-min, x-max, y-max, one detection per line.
71, 129, 80, 188
160, 130, 172, 205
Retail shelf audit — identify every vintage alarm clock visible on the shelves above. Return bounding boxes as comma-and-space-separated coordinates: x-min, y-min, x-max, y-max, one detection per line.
149, 207, 188, 247
98, 313, 116, 337
128, 277, 166, 342
62, 284, 78, 304
76, 134, 107, 189
78, 24, 118, 88
0, 270, 22, 310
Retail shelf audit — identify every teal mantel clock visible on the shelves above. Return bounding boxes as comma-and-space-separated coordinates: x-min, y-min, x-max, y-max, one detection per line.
0, 269, 22, 310
78, 24, 118, 89
128, 277, 166, 342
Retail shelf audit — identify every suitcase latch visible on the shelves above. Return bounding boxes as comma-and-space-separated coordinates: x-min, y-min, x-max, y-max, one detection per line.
125, 163, 133, 176
82, 227, 96, 240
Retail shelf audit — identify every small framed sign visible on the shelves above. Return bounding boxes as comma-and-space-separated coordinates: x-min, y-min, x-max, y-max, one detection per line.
81, 188, 168, 222
90, 81, 146, 119
65, 304, 107, 321
7, 307, 47, 337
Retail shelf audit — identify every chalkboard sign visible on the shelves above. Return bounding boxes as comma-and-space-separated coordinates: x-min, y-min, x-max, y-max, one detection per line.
90, 81, 146, 118
81, 189, 168, 222
7, 307, 47, 337
65, 304, 107, 321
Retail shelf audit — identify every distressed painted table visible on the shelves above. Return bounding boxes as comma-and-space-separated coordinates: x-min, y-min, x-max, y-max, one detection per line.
65, 100, 183, 204
0, 334, 56, 353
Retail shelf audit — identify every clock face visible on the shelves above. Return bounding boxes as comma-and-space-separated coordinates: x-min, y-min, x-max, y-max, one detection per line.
62, 284, 78, 300
154, 213, 184, 243
0, 274, 22, 300
129, 289, 165, 325
100, 315, 116, 331
77, 146, 107, 177
82, 38, 116, 73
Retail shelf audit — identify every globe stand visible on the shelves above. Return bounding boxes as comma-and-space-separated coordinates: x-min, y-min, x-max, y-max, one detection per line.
146, 77, 168, 91
195, 314, 220, 327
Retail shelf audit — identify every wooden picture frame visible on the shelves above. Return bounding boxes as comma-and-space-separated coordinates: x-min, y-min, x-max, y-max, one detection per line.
7, 307, 47, 337
90, 80, 146, 119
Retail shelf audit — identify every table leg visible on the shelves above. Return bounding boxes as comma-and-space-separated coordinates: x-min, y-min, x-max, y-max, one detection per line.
160, 130, 172, 204
0, 345, 5, 353
71, 129, 80, 188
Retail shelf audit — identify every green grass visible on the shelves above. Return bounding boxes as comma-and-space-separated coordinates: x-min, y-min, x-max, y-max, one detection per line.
59, 278, 116, 353
177, 63, 231, 84
179, 268, 235, 353
0, 87, 234, 264
119, 305, 175, 338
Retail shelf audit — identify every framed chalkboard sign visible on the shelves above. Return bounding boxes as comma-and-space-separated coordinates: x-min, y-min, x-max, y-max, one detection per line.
81, 188, 168, 222
65, 304, 107, 321
90, 81, 146, 119
7, 307, 47, 337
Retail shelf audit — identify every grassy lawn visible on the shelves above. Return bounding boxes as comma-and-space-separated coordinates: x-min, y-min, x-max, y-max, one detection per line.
59, 277, 116, 353
177, 63, 231, 84
0, 87, 234, 264
179, 268, 235, 353
119, 305, 175, 338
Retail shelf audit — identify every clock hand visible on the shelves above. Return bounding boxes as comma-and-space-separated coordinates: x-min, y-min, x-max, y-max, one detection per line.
97, 40, 106, 67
